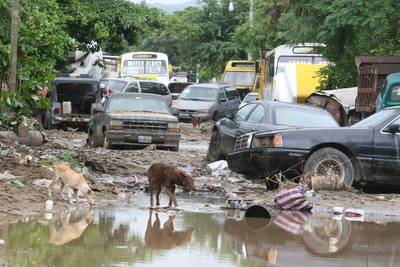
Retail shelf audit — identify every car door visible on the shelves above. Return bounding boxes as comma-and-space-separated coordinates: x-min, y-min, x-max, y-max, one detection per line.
236, 104, 267, 136
219, 103, 258, 155
373, 115, 400, 184
217, 89, 229, 117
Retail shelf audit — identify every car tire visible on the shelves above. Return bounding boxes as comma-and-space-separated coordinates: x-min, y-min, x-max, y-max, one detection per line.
304, 147, 355, 188
206, 131, 223, 161
212, 111, 219, 121
171, 143, 179, 152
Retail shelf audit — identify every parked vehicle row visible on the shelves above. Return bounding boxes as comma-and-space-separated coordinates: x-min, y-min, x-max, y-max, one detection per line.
225, 107, 400, 189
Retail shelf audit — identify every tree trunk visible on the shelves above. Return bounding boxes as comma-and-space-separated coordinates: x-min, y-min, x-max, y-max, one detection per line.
8, 0, 20, 93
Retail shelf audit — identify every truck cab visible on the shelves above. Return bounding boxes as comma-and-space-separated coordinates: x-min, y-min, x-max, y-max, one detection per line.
376, 73, 400, 111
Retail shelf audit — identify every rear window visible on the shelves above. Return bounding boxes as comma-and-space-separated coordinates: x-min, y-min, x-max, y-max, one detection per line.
274, 107, 338, 128
107, 97, 169, 113
140, 82, 169, 95
101, 80, 127, 93
390, 85, 400, 102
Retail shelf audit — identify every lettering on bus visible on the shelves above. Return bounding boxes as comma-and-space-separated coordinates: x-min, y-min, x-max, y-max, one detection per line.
123, 60, 167, 75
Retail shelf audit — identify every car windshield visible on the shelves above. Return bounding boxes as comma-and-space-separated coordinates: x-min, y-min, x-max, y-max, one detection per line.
352, 109, 398, 128
107, 97, 169, 113
223, 71, 255, 87
243, 94, 258, 103
179, 86, 218, 101
274, 107, 338, 127
101, 80, 127, 93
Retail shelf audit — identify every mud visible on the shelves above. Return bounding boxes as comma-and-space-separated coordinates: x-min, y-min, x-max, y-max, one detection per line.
1, 122, 400, 224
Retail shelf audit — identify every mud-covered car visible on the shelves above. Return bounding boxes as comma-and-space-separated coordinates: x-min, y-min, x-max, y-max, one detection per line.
227, 108, 400, 188
87, 93, 180, 151
46, 77, 100, 129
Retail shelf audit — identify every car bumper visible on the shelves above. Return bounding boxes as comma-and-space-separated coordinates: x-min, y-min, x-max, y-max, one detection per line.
105, 130, 180, 147
177, 112, 211, 121
227, 147, 309, 177
53, 115, 92, 124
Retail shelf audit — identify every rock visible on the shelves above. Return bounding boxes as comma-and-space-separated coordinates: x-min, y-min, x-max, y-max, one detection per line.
207, 160, 228, 177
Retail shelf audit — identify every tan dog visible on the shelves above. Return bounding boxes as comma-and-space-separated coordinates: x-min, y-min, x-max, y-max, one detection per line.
191, 116, 202, 128
49, 209, 94, 246
48, 163, 95, 206
148, 163, 196, 208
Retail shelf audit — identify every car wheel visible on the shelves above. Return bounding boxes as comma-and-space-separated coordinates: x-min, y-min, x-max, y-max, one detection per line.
170, 143, 179, 152
304, 147, 355, 189
212, 111, 219, 121
206, 131, 223, 161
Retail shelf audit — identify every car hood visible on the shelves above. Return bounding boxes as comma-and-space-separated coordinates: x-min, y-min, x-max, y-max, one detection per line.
172, 99, 215, 110
108, 112, 178, 122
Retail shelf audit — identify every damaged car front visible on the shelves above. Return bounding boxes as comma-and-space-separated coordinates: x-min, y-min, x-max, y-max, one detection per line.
88, 93, 180, 151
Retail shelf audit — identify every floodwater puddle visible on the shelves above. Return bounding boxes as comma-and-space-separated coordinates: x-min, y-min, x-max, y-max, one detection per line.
1, 194, 400, 266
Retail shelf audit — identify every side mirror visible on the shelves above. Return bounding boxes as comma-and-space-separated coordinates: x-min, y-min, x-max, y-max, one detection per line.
225, 111, 234, 119
383, 124, 400, 134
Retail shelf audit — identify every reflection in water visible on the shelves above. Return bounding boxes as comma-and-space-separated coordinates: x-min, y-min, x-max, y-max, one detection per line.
145, 210, 195, 250
1, 204, 400, 267
49, 208, 94, 246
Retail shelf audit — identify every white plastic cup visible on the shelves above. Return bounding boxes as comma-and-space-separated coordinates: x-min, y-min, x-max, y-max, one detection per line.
45, 200, 54, 211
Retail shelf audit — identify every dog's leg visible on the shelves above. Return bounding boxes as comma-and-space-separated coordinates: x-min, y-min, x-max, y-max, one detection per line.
156, 186, 161, 207
60, 183, 70, 201
48, 177, 59, 197
149, 181, 154, 208
172, 186, 178, 207
165, 188, 175, 208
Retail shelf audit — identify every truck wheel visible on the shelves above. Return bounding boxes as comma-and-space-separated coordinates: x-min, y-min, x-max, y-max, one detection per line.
206, 131, 223, 161
304, 147, 355, 189
170, 143, 179, 152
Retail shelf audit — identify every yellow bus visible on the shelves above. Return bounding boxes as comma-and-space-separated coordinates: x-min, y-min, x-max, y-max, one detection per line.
222, 60, 257, 98
263, 43, 328, 103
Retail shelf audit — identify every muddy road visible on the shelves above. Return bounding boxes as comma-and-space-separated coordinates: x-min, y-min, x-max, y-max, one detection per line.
1, 123, 400, 224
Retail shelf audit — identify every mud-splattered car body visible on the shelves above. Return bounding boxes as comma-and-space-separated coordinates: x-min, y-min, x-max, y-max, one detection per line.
88, 93, 180, 151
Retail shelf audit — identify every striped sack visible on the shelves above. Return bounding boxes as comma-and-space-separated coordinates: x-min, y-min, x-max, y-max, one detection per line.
274, 186, 313, 210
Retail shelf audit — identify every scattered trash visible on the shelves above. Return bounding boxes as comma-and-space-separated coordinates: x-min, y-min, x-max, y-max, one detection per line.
0, 171, 18, 181
45, 200, 54, 211
0, 239, 5, 245
207, 160, 228, 176
333, 207, 344, 215
32, 179, 53, 188
67, 127, 79, 132
11, 179, 24, 187
344, 208, 365, 222
275, 186, 314, 210
0, 149, 8, 157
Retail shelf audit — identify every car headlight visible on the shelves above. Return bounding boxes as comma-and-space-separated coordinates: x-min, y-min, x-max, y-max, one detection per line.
109, 120, 123, 129
252, 134, 282, 148
167, 123, 180, 133
198, 109, 209, 113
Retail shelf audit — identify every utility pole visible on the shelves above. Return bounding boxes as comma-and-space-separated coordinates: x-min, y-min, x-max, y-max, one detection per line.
248, 0, 253, 60
8, 0, 20, 93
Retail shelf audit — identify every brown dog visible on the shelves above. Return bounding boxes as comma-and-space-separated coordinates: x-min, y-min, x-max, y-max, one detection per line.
145, 210, 195, 249
191, 116, 202, 128
48, 163, 95, 206
147, 163, 196, 208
